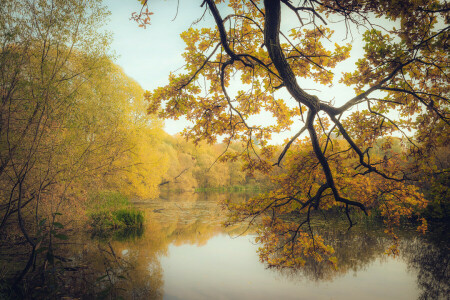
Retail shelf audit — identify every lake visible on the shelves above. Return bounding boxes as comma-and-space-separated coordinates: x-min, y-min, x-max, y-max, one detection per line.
60, 193, 450, 299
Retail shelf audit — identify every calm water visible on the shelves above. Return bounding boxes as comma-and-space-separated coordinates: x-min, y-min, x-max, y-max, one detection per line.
71, 193, 449, 299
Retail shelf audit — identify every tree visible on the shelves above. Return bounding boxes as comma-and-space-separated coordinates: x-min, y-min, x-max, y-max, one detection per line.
0, 0, 113, 288
83, 60, 167, 199
0, 1, 167, 290
0, 0, 112, 229
140, 0, 448, 266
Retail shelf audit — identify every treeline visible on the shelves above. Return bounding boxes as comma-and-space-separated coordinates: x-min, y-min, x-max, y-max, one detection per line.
3, 0, 445, 236
0, 0, 270, 290
156, 134, 272, 192
0, 1, 171, 295
0, 0, 271, 244
0, 0, 167, 244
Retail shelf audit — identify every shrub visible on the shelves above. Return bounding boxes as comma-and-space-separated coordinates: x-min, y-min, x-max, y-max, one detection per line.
88, 191, 144, 232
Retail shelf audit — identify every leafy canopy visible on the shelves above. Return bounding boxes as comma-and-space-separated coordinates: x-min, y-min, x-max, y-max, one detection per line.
138, 0, 448, 267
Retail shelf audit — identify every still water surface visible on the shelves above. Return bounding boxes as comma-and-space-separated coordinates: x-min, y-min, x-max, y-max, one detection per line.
83, 193, 448, 299
162, 234, 416, 300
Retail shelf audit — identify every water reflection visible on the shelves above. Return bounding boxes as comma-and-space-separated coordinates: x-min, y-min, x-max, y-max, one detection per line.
401, 226, 450, 300
67, 192, 252, 299
64, 193, 449, 299
272, 225, 391, 282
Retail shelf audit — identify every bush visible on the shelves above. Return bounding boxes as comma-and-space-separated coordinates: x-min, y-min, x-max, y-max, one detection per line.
88, 191, 144, 232
114, 209, 144, 227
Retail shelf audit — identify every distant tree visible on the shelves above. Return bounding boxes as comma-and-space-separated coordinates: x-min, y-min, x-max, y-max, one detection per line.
87, 61, 168, 199
139, 0, 448, 266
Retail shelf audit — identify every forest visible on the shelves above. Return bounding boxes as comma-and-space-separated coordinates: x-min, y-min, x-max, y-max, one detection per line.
0, 0, 448, 299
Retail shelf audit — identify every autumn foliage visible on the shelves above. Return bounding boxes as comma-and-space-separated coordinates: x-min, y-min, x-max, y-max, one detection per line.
142, 0, 449, 266
0, 2, 171, 292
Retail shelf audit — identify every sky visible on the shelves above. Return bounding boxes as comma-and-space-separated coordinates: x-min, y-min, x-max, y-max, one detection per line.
103, 1, 201, 135
102, 1, 373, 144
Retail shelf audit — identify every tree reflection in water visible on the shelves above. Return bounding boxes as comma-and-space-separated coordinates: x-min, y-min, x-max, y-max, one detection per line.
64, 192, 253, 299
267, 220, 448, 300
401, 226, 449, 300
4, 193, 446, 299
80, 194, 448, 299
272, 226, 390, 282
102, 195, 448, 300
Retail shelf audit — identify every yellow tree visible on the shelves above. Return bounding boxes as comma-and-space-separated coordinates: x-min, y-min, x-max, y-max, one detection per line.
0, 1, 166, 289
82, 60, 167, 199
139, 0, 448, 266
0, 0, 114, 288
157, 134, 199, 191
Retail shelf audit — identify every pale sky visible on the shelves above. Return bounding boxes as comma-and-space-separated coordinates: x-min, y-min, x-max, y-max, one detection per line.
104, 1, 199, 136
103, 1, 378, 144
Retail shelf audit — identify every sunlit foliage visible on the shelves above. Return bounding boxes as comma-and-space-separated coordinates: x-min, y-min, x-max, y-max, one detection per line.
140, 0, 449, 267
0, 1, 166, 293
157, 134, 266, 191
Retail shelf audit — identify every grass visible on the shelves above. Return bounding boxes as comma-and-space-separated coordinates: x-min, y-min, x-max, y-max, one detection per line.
87, 191, 144, 233
87, 190, 130, 211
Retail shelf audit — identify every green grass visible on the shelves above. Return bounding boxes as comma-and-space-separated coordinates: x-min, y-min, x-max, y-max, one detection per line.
87, 190, 130, 211
87, 191, 144, 232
